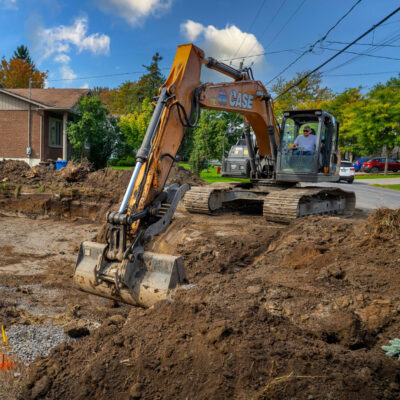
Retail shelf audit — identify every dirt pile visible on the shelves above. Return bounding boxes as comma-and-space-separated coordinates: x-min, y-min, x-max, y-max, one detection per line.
0, 160, 31, 182
0, 160, 205, 192
58, 161, 92, 182
364, 208, 400, 241
18, 210, 400, 400
167, 164, 206, 187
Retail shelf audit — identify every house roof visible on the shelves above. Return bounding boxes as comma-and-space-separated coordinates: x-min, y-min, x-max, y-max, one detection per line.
0, 88, 89, 110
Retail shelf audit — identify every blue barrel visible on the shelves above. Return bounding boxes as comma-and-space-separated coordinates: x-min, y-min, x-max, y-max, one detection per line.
55, 160, 68, 170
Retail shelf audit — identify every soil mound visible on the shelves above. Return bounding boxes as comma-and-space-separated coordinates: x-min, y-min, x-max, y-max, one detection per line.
18, 211, 400, 400
59, 161, 91, 182
167, 164, 206, 186
0, 161, 205, 192
365, 208, 400, 241
0, 160, 31, 182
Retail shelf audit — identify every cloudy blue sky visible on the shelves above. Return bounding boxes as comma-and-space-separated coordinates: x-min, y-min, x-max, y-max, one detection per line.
0, 0, 399, 93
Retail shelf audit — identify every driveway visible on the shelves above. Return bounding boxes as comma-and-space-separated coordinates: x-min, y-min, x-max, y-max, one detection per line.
301, 179, 400, 211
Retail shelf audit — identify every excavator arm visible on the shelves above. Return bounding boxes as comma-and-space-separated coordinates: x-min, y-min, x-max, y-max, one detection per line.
72, 43, 304, 307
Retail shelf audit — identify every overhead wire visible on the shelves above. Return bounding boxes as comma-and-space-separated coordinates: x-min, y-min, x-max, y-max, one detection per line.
46, 68, 170, 82
323, 71, 400, 77
264, 0, 307, 50
231, 0, 267, 60
245, 0, 289, 57
318, 46, 400, 61
265, 0, 362, 85
221, 46, 305, 62
326, 40, 400, 47
274, 6, 400, 101
322, 27, 400, 73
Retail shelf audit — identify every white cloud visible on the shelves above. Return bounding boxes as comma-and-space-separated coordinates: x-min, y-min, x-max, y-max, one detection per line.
81, 82, 89, 89
181, 20, 203, 42
97, 0, 173, 26
54, 54, 71, 64
37, 16, 110, 61
180, 20, 266, 77
60, 65, 77, 81
33, 16, 110, 85
0, 0, 17, 10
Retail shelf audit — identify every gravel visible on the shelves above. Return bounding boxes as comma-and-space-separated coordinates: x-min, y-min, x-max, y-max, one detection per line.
6, 324, 69, 365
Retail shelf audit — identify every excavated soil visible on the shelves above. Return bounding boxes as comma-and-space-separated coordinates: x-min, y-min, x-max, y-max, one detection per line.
0, 160, 205, 192
0, 209, 396, 400
1, 160, 400, 399
0, 161, 205, 222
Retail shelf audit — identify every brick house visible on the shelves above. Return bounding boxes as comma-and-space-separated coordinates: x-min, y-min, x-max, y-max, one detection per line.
0, 88, 89, 166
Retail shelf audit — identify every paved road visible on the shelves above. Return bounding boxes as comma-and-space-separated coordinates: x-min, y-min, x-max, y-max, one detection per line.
301, 179, 400, 211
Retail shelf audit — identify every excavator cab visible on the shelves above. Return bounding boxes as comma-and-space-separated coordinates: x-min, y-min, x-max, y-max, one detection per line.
276, 110, 340, 183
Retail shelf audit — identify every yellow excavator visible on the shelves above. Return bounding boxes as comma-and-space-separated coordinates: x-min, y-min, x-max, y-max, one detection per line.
73, 44, 355, 308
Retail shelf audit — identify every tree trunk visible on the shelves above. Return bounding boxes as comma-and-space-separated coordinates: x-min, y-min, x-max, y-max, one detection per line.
383, 143, 389, 175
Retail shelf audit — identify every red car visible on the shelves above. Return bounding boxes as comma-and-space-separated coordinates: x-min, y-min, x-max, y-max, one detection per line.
362, 157, 400, 173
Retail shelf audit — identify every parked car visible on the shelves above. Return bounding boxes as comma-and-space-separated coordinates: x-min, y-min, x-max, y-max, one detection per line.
361, 157, 400, 173
340, 161, 355, 183
353, 157, 370, 171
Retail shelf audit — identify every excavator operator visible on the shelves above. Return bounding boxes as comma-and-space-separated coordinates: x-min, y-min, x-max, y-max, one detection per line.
293, 125, 317, 155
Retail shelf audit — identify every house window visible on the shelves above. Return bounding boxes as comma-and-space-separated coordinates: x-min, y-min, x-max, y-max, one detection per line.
49, 118, 63, 148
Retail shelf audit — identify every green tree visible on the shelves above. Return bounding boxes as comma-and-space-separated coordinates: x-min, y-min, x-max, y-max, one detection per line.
321, 88, 364, 157
13, 45, 32, 65
98, 53, 165, 115
119, 97, 154, 155
189, 111, 242, 175
136, 52, 164, 101
67, 96, 123, 169
270, 72, 334, 121
348, 75, 400, 174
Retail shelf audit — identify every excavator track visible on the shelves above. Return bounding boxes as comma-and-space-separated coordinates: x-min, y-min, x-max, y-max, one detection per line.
184, 185, 356, 223
183, 184, 234, 214
263, 187, 356, 223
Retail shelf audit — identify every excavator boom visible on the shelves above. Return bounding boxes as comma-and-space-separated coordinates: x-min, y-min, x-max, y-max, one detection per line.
73, 43, 355, 307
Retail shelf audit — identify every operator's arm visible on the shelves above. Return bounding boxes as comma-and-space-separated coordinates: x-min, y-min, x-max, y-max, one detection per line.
293, 135, 301, 148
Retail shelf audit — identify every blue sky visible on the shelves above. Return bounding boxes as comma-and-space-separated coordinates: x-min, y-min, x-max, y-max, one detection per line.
0, 0, 399, 94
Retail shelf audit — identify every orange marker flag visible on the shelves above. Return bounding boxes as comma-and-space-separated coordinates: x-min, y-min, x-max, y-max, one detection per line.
1, 325, 7, 344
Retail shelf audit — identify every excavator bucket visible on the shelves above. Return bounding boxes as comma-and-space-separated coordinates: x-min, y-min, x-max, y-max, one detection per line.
73, 241, 187, 308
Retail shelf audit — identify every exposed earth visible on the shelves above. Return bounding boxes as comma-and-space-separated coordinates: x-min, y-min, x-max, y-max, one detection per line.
0, 160, 400, 400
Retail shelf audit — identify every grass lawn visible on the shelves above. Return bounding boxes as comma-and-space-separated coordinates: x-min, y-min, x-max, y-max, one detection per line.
371, 184, 400, 191
111, 163, 249, 184
178, 163, 249, 183
111, 166, 133, 170
356, 174, 400, 179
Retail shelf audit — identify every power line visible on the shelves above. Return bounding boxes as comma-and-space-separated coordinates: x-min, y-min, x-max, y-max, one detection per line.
326, 40, 400, 47
319, 46, 400, 61
274, 6, 400, 100
245, 0, 288, 57
222, 47, 305, 62
232, 0, 267, 59
322, 28, 400, 73
322, 70, 399, 77
47, 68, 170, 82
264, 0, 307, 50
265, 0, 362, 85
